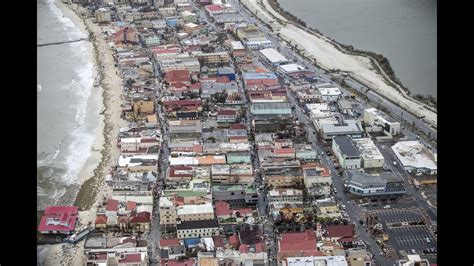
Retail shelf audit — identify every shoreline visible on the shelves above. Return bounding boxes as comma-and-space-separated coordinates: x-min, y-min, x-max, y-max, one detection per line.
38, 1, 125, 264
239, 0, 437, 129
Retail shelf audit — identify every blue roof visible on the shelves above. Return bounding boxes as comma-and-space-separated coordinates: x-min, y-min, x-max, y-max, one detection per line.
242, 72, 277, 80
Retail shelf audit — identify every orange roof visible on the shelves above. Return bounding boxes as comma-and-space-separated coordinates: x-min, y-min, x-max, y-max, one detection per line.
95, 215, 107, 225
197, 155, 226, 165
255, 67, 267, 73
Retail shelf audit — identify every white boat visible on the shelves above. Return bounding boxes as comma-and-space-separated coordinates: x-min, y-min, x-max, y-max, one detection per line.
37, 84, 42, 92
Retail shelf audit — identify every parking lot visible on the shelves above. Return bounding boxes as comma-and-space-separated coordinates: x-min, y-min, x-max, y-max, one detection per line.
376, 209, 437, 256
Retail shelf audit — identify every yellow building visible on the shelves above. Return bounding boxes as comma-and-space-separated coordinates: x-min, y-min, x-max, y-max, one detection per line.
196, 52, 230, 64
133, 100, 154, 114
183, 22, 200, 34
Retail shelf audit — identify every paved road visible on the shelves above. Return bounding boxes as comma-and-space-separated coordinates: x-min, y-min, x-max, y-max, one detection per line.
229, 0, 437, 147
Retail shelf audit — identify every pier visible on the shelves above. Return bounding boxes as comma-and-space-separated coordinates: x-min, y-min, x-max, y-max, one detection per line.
37, 38, 88, 47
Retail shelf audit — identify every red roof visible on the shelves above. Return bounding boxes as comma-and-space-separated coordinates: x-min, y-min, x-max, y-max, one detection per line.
274, 148, 295, 154
217, 76, 230, 83
255, 242, 264, 253
160, 238, 181, 248
206, 4, 224, 12
130, 211, 151, 224
212, 236, 225, 248
38, 206, 79, 233
279, 230, 317, 252
229, 234, 241, 249
95, 215, 108, 225
215, 201, 231, 217
217, 110, 236, 116
190, 83, 202, 90
233, 208, 253, 216
326, 225, 354, 238
169, 166, 194, 178
165, 70, 190, 83
127, 201, 137, 211
239, 244, 249, 253
118, 253, 142, 263
231, 123, 246, 130
106, 199, 119, 212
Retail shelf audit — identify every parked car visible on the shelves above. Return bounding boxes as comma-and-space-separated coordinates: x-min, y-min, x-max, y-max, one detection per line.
411, 249, 416, 254
383, 205, 391, 209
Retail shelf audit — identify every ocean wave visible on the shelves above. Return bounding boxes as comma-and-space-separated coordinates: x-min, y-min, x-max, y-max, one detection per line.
46, 0, 85, 41
60, 42, 96, 185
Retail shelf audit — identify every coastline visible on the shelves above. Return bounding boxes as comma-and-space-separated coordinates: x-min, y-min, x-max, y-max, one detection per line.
240, 0, 437, 128
38, 1, 125, 265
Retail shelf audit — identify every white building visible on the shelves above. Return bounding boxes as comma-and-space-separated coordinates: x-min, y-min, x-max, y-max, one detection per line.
353, 138, 385, 169
267, 188, 303, 204
363, 107, 401, 136
286, 255, 348, 266
176, 219, 220, 239
259, 48, 289, 66
277, 63, 305, 76
96, 8, 111, 23
332, 136, 361, 170
177, 203, 214, 221
245, 37, 273, 50
391, 141, 437, 175
316, 86, 342, 102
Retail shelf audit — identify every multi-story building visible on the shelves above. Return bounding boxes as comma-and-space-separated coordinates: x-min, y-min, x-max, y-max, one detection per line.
267, 188, 303, 204
177, 203, 214, 222
212, 185, 258, 207
176, 219, 220, 239
195, 52, 230, 64
363, 107, 401, 136
346, 170, 406, 196
353, 138, 385, 169
332, 136, 362, 170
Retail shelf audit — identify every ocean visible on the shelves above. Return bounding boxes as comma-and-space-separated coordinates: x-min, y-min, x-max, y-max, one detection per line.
37, 0, 101, 210
277, 0, 437, 98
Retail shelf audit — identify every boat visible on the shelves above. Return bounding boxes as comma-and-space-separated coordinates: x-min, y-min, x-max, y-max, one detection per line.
37, 84, 42, 92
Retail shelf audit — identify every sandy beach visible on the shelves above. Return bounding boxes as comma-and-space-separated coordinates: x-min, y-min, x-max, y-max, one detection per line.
241, 0, 437, 128
38, 1, 126, 265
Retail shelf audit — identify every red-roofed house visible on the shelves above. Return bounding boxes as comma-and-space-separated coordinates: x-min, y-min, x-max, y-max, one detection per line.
127, 201, 137, 211
167, 166, 194, 183
215, 201, 232, 219
130, 212, 151, 233
278, 230, 318, 261
165, 70, 191, 86
239, 244, 249, 253
95, 215, 108, 231
212, 236, 225, 248
160, 238, 182, 248
106, 199, 120, 217
325, 225, 355, 243
118, 253, 143, 264
230, 123, 246, 130
205, 5, 225, 16
217, 76, 230, 83
217, 110, 237, 123
113, 27, 139, 45
161, 258, 195, 266
38, 206, 79, 235
274, 148, 295, 158
229, 234, 241, 249
233, 208, 253, 218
